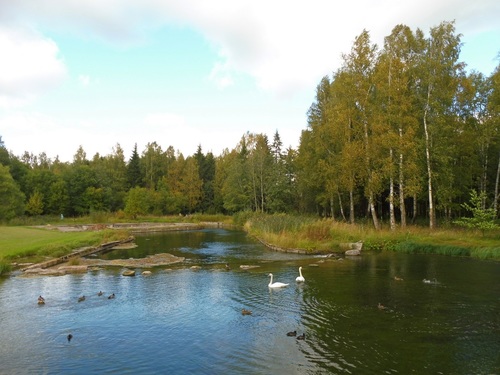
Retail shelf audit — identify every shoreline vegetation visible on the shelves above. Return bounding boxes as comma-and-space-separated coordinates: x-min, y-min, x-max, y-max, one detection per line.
1, 213, 499, 276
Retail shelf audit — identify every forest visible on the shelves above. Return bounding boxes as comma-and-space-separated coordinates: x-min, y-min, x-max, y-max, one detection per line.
1, 21, 499, 230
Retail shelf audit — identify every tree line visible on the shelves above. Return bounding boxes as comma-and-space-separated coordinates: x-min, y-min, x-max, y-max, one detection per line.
1, 21, 499, 229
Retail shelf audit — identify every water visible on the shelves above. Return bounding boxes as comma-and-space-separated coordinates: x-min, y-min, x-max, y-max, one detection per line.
1, 229, 498, 374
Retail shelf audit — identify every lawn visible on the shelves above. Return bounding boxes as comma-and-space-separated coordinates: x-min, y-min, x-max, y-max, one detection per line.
0, 226, 126, 261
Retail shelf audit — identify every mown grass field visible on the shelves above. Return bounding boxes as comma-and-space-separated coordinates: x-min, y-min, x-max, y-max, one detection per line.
0, 226, 128, 267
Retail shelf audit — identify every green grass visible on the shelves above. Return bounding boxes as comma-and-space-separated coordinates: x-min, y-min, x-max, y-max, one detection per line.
0, 226, 129, 269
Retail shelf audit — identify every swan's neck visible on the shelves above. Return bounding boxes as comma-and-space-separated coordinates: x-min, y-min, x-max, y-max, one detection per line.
269, 274, 273, 284
299, 268, 303, 277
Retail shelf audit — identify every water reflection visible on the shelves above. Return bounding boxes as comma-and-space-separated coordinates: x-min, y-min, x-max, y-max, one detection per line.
0, 229, 498, 374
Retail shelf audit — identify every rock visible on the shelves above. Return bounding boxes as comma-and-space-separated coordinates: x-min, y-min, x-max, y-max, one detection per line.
239, 265, 260, 270
142, 271, 152, 276
122, 269, 136, 276
58, 265, 88, 273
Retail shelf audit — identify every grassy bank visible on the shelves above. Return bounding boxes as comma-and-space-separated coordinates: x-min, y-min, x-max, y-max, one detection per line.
240, 212, 500, 260
0, 213, 231, 276
0, 226, 129, 275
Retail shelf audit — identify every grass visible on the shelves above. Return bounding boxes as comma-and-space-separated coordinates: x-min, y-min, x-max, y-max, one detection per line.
2, 212, 498, 276
0, 213, 230, 275
243, 213, 500, 260
0, 226, 130, 274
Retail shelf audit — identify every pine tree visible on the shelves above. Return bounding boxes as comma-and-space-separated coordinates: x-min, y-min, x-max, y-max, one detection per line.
127, 143, 143, 188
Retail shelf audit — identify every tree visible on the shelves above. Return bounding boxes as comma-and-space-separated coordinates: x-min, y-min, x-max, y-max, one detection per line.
416, 21, 463, 228
454, 190, 499, 234
0, 164, 25, 221
124, 187, 152, 218
375, 24, 422, 229
342, 29, 381, 229
487, 61, 500, 217
182, 157, 203, 214
221, 140, 252, 213
0, 136, 10, 167
26, 190, 44, 216
141, 142, 167, 189
127, 143, 143, 188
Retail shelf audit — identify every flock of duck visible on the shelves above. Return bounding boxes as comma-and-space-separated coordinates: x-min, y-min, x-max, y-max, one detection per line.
241, 266, 307, 340
37, 291, 116, 343
38, 291, 115, 306
38, 266, 439, 344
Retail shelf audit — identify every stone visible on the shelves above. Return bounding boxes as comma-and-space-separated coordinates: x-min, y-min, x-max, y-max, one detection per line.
122, 269, 136, 276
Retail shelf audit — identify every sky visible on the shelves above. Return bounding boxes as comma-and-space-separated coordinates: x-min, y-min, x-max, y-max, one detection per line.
1, 0, 499, 163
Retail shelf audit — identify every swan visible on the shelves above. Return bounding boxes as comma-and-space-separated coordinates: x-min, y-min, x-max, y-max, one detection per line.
268, 273, 289, 288
296, 267, 305, 282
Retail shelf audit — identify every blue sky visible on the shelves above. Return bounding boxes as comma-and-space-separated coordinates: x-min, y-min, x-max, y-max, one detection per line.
1, 0, 499, 162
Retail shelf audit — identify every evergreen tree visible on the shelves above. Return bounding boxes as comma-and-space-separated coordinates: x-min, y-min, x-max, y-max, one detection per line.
127, 143, 143, 188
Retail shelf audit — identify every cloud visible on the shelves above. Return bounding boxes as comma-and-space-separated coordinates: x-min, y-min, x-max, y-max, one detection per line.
1, 0, 498, 101
140, 112, 242, 156
207, 62, 234, 89
0, 26, 67, 108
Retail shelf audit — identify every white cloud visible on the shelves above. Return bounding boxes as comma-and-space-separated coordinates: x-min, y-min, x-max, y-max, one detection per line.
0, 26, 67, 108
2, 0, 499, 99
207, 62, 234, 89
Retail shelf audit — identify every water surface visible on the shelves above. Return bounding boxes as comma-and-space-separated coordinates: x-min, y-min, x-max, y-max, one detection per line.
1, 229, 498, 374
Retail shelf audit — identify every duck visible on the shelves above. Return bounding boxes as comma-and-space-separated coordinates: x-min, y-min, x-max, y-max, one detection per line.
296, 267, 305, 283
241, 309, 252, 315
67, 334, 73, 343
296, 333, 306, 340
78, 296, 86, 302
286, 330, 297, 337
108, 293, 115, 299
97, 291, 103, 296
37, 296, 45, 304
268, 273, 289, 288
378, 302, 387, 310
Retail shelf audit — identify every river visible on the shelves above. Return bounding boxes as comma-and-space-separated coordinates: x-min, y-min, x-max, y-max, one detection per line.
0, 228, 498, 374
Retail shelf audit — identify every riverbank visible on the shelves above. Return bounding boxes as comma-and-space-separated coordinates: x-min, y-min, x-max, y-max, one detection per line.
241, 213, 500, 260
0, 222, 227, 276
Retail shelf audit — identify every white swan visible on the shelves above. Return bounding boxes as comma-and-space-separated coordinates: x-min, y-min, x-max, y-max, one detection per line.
268, 273, 289, 288
296, 267, 305, 282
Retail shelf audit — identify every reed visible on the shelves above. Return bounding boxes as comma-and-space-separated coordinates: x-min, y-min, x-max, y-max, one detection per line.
243, 213, 500, 259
